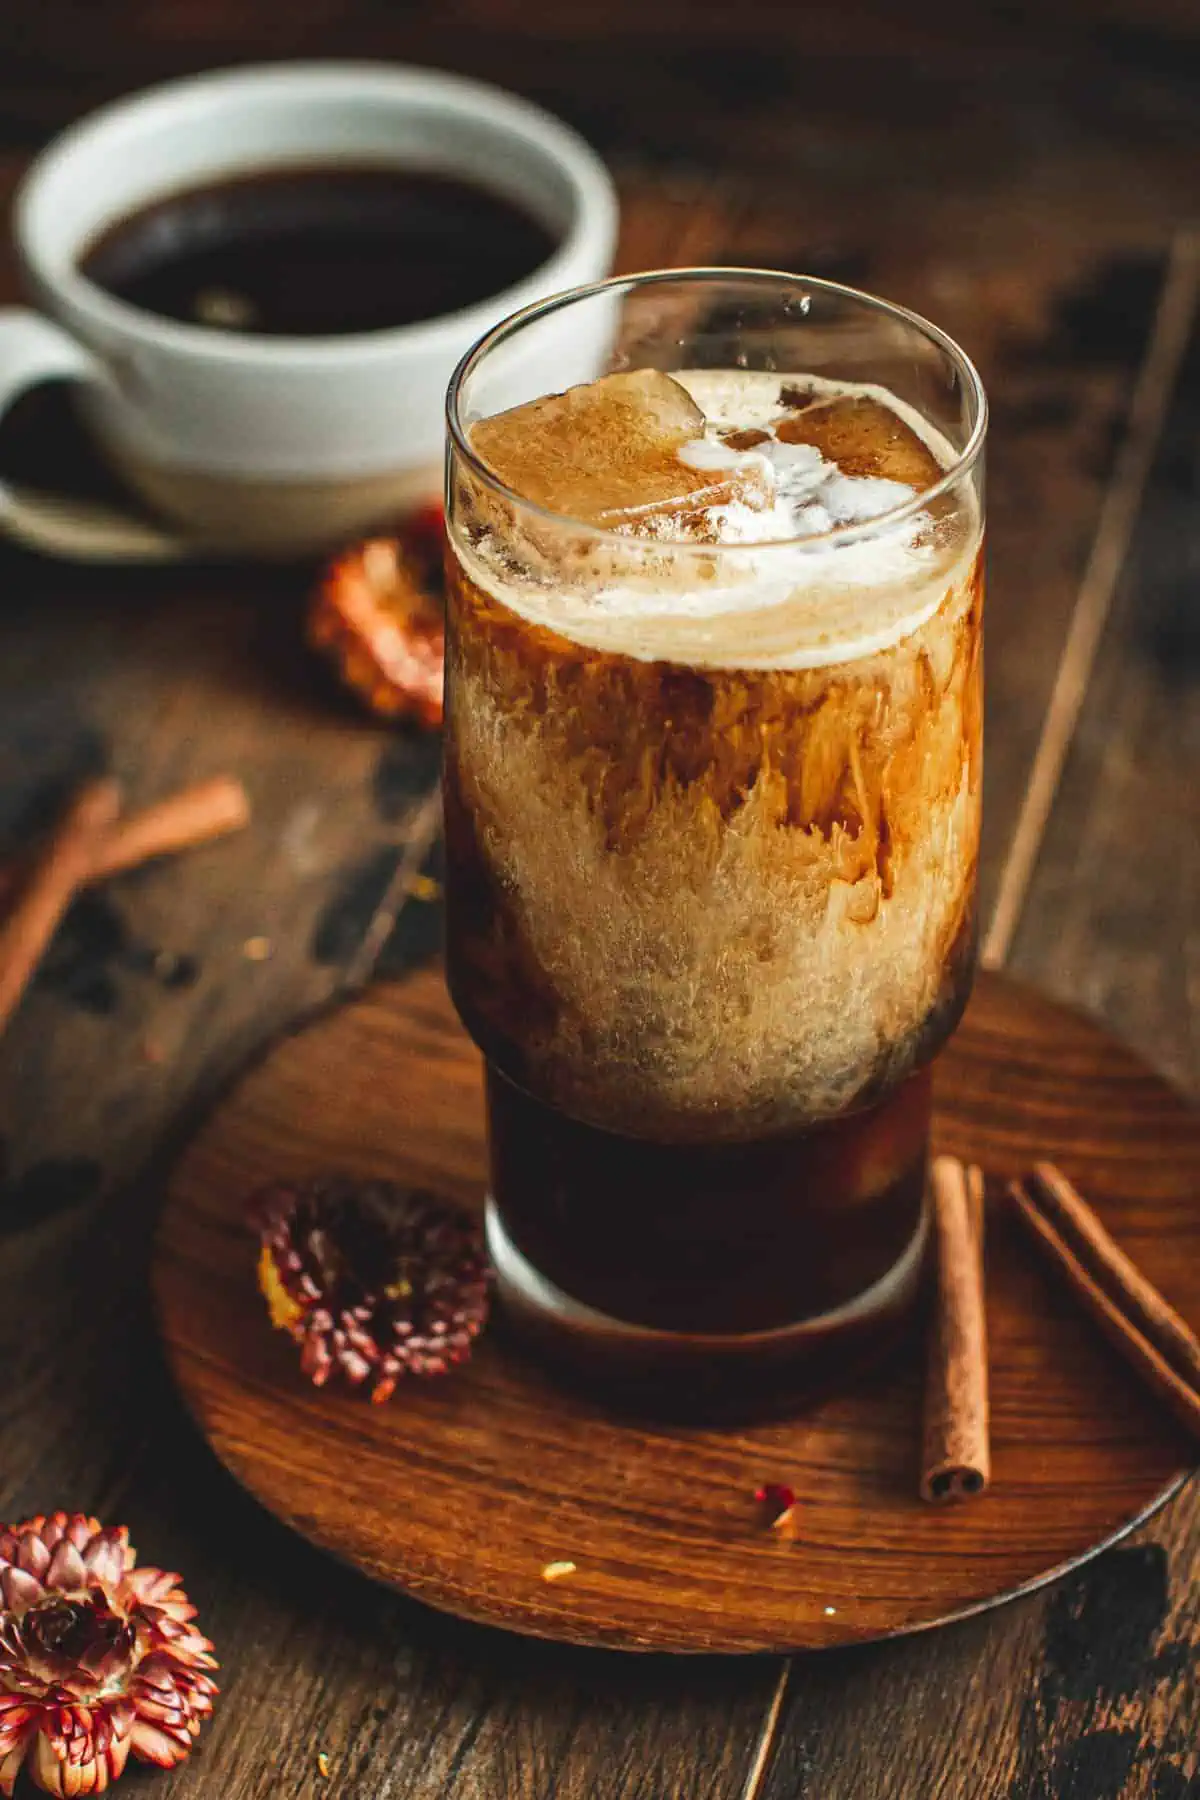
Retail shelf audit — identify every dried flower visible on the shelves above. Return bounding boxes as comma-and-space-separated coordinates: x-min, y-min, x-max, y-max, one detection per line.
0, 1512, 217, 1797
309, 537, 444, 727
754, 1483, 799, 1539
249, 1177, 492, 1402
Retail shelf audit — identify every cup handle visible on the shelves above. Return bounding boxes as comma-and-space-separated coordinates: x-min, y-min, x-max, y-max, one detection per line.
0, 308, 186, 563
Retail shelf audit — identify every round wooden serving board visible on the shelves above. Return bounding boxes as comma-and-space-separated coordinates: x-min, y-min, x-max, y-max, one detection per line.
153, 965, 1200, 1654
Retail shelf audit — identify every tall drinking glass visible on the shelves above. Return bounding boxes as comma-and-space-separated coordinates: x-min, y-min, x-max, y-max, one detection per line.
444, 270, 986, 1414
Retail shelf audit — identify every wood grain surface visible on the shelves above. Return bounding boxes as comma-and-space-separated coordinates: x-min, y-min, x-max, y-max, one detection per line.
0, 0, 1195, 1791
154, 964, 1200, 1654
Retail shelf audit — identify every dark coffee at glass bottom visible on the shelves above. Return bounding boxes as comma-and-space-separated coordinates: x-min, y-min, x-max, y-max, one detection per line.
487, 1061, 932, 1337
483, 1060, 934, 1413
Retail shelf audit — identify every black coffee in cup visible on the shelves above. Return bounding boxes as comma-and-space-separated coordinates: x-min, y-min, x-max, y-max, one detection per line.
78, 165, 558, 337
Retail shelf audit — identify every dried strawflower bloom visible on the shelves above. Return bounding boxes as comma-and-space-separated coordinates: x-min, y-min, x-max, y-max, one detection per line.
0, 1512, 217, 1796
250, 1177, 492, 1402
309, 537, 444, 727
754, 1482, 801, 1537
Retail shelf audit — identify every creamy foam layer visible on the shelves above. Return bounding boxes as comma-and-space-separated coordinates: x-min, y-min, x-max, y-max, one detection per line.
457, 369, 981, 671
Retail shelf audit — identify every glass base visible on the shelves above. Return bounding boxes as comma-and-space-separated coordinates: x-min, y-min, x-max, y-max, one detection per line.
486, 1192, 930, 1421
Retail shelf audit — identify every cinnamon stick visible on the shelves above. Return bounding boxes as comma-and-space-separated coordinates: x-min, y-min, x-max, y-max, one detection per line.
1009, 1165, 1200, 1440
90, 774, 251, 880
0, 775, 251, 908
966, 1161, 986, 1246
0, 778, 121, 1033
921, 1156, 991, 1502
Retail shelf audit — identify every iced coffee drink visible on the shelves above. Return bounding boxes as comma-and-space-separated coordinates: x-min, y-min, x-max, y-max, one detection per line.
444, 272, 985, 1411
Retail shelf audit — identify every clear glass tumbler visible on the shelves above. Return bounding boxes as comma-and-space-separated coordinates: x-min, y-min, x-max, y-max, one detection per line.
443, 269, 986, 1415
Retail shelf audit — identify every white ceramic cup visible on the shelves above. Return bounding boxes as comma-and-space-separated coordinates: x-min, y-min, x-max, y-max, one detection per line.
0, 62, 618, 558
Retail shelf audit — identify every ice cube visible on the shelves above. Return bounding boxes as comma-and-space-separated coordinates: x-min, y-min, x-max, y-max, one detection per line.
774, 396, 943, 490
468, 370, 772, 530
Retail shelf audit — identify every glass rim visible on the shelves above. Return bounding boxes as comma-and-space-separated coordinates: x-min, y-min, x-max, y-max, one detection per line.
445, 266, 988, 555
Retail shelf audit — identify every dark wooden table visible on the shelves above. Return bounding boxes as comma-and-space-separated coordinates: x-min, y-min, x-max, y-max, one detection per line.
0, 2, 1196, 1794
